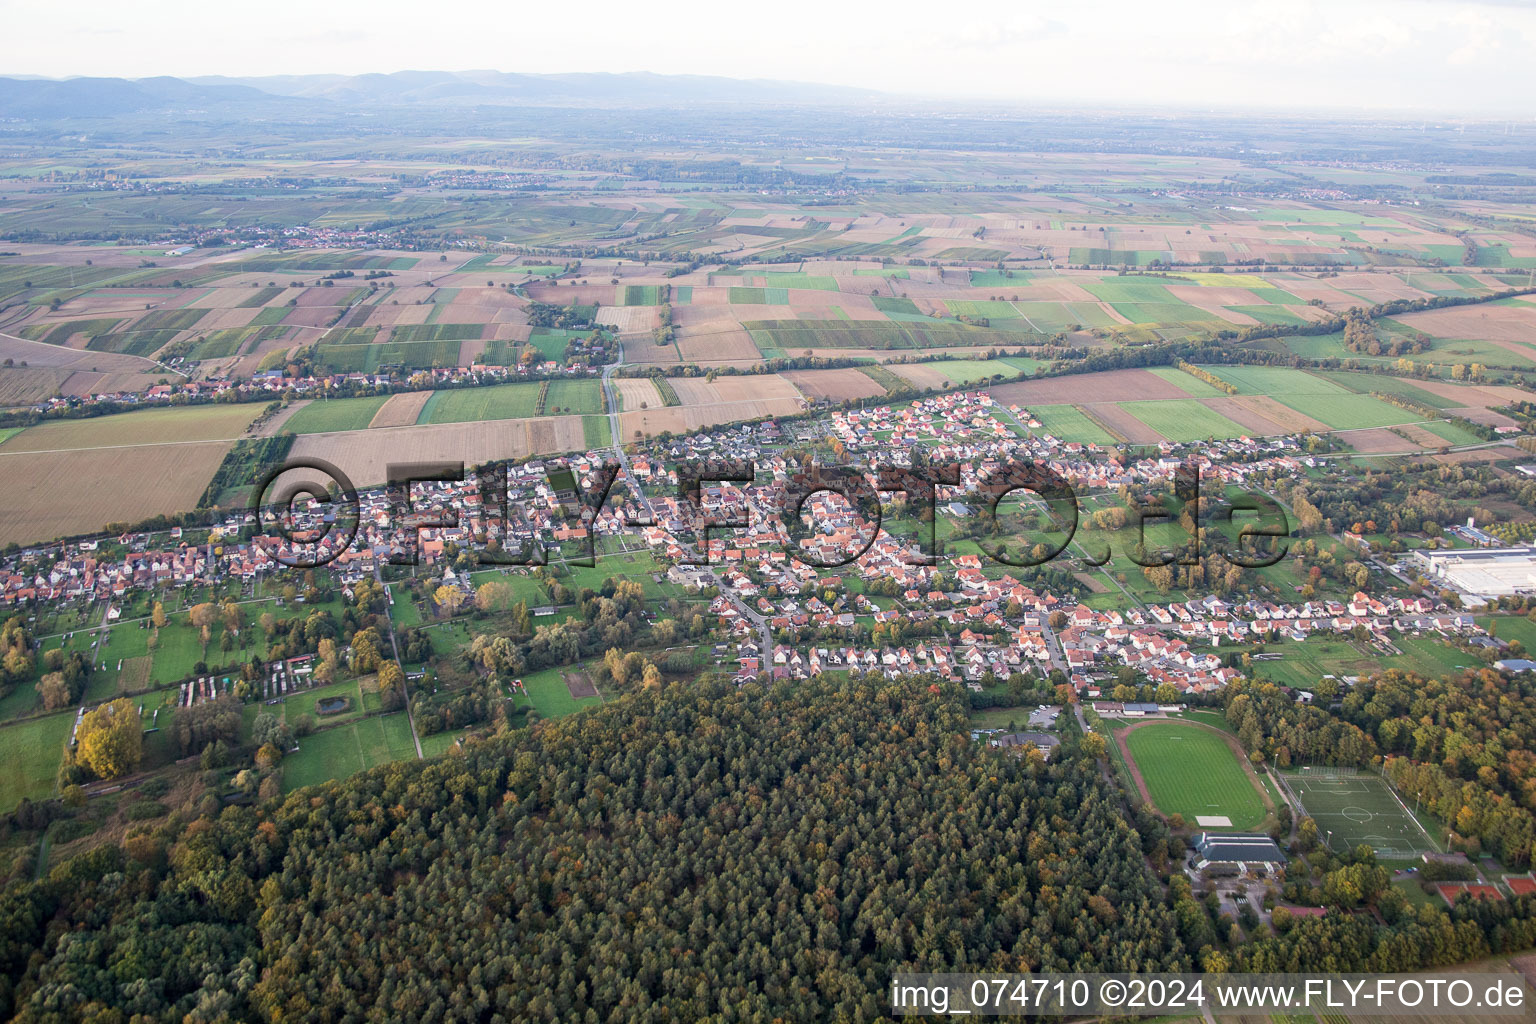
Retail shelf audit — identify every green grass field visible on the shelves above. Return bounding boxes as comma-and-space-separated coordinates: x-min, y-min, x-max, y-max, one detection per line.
282, 396, 389, 434
1315, 371, 1459, 408
1147, 366, 1228, 398
1250, 636, 1471, 692
528, 328, 577, 360
418, 382, 543, 424
0, 713, 72, 812
543, 379, 604, 415
622, 284, 661, 305
1030, 404, 1117, 444
1280, 768, 1437, 858
1120, 399, 1249, 441
281, 678, 365, 727
516, 666, 602, 719
1277, 392, 1421, 430
1124, 722, 1266, 829
282, 713, 418, 791
1196, 365, 1423, 429
916, 359, 1024, 385
1198, 365, 1345, 397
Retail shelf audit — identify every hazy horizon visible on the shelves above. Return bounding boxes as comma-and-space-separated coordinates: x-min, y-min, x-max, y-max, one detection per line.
4, 0, 1535, 117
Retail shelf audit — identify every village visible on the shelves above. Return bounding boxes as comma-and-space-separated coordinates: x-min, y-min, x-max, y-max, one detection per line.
0, 389, 1505, 712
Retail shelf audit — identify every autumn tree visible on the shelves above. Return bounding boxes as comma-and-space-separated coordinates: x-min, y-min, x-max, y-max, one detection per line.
37, 671, 72, 711
434, 584, 466, 617
75, 698, 143, 779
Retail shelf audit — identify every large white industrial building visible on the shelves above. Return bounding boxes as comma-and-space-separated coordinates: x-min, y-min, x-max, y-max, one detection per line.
1413, 545, 1536, 600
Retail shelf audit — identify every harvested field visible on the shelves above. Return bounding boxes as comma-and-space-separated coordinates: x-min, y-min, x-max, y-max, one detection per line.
0, 442, 235, 545
1201, 396, 1285, 436
1395, 423, 1459, 449
624, 340, 683, 366
1433, 447, 1514, 465
676, 326, 761, 364
1343, 427, 1424, 454
989, 368, 1191, 406
0, 405, 261, 546
1406, 379, 1530, 411
596, 306, 660, 333
1227, 395, 1330, 433
888, 363, 963, 390
0, 366, 68, 406
708, 375, 803, 406
782, 368, 887, 402
613, 377, 664, 412
58, 370, 165, 398
368, 390, 434, 429
1457, 407, 1520, 429
1395, 303, 1536, 345
0, 330, 158, 373
291, 416, 590, 488
620, 374, 804, 437
1089, 403, 1164, 442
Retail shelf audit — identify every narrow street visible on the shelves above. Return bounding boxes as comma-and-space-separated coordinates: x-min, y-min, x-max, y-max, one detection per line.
601, 333, 772, 655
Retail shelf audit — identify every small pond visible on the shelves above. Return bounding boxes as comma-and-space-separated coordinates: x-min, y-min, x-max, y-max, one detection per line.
317, 696, 350, 715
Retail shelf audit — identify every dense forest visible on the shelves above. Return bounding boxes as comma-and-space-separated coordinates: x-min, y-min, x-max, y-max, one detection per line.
0, 678, 1186, 1022
5, 677, 1536, 1019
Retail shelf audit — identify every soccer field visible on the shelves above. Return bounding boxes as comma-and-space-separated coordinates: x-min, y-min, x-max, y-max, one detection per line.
1280, 767, 1438, 859
1123, 722, 1267, 829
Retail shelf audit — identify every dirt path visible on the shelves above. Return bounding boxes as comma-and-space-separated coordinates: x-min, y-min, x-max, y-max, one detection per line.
1112, 716, 1276, 823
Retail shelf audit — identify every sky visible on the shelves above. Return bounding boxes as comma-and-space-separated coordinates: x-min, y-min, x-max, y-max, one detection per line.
3, 0, 1534, 115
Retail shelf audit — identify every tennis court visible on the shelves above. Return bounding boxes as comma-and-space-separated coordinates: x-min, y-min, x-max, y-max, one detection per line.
1278, 766, 1438, 859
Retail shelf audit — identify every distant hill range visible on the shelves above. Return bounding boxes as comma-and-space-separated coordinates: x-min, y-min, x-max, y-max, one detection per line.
0, 70, 889, 118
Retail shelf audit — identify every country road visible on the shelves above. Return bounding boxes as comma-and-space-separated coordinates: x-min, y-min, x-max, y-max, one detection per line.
601, 334, 773, 656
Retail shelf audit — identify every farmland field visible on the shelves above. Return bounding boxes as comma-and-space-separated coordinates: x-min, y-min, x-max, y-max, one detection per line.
1278, 391, 1422, 430
543, 379, 604, 415
1119, 399, 1249, 440
782, 367, 888, 401
0, 404, 263, 545
1029, 404, 1116, 444
281, 396, 390, 434
290, 416, 590, 486
1123, 721, 1266, 829
418, 382, 544, 423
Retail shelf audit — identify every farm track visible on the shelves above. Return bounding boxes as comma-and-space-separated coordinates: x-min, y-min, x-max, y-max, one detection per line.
0, 436, 250, 457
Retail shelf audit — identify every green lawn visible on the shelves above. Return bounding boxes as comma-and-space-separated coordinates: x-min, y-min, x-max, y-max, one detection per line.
281, 678, 365, 727
516, 666, 601, 719
915, 359, 1023, 386
282, 713, 417, 791
420, 727, 470, 758
0, 712, 72, 812
418, 382, 543, 424
1124, 721, 1266, 829
281, 396, 389, 434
